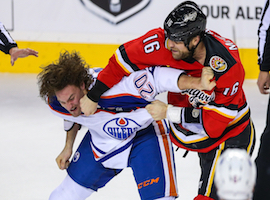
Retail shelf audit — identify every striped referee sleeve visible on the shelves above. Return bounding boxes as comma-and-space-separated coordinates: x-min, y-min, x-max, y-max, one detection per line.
258, 0, 270, 71
0, 21, 17, 54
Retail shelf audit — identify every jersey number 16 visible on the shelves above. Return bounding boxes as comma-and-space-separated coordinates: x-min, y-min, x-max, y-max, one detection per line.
143, 34, 161, 54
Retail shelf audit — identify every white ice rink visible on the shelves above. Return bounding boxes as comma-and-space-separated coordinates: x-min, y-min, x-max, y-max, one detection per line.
0, 73, 268, 200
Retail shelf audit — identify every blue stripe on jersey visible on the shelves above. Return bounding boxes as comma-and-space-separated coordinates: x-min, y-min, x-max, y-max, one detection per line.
49, 94, 149, 115
89, 133, 106, 155
99, 95, 149, 111
49, 96, 71, 115
93, 68, 103, 73
98, 137, 135, 163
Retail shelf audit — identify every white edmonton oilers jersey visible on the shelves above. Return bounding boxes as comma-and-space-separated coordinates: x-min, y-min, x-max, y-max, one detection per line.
49, 66, 184, 168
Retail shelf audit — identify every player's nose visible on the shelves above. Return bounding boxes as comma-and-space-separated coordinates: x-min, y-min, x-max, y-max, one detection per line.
66, 102, 74, 111
167, 39, 175, 49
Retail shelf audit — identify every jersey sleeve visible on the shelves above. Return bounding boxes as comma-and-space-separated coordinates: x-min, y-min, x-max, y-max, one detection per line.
64, 120, 76, 131
0, 22, 17, 54
152, 66, 185, 94
258, 0, 270, 71
64, 120, 81, 132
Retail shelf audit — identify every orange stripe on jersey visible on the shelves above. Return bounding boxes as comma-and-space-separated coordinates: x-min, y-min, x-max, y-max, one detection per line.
114, 52, 131, 74
48, 102, 72, 116
100, 93, 142, 99
92, 149, 99, 159
157, 120, 178, 197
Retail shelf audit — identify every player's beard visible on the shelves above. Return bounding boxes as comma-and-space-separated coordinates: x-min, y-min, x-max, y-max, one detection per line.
171, 49, 192, 60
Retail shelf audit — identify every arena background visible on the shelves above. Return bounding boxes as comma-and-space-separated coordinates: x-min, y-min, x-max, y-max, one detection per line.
0, 1, 267, 199
0, 0, 264, 79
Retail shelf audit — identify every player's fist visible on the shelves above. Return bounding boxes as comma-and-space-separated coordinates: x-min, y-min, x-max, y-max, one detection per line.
80, 95, 98, 116
56, 147, 72, 170
146, 100, 167, 121
200, 67, 216, 91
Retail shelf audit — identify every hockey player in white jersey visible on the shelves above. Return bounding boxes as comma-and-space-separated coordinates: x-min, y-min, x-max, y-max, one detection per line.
38, 51, 215, 200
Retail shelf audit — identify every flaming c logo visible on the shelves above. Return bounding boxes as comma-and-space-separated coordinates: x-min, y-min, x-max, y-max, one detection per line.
210, 56, 227, 72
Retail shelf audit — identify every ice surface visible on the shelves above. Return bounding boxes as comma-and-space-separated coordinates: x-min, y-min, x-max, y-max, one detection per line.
0, 74, 267, 200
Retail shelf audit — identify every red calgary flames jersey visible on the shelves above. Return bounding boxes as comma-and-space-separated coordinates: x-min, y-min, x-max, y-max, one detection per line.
168, 30, 253, 152
96, 28, 252, 152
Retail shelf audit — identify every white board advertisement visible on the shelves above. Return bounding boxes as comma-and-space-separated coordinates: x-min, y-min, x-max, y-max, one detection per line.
0, 0, 265, 48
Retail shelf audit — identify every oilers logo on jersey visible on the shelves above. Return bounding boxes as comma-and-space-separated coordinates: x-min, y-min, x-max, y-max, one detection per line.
103, 117, 141, 140
72, 152, 80, 162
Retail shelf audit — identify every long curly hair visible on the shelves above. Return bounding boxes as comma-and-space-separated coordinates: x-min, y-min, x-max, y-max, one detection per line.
38, 51, 93, 103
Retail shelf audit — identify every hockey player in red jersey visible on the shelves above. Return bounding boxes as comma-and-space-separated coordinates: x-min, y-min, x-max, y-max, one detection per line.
146, 2, 256, 200
79, 1, 256, 200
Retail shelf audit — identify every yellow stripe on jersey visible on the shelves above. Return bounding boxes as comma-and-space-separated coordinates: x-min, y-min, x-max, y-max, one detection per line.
170, 125, 209, 144
205, 142, 225, 197
203, 106, 236, 119
227, 107, 249, 127
114, 51, 131, 74
247, 120, 255, 154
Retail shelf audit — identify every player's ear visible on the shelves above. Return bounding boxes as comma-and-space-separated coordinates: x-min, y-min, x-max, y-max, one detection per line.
80, 82, 85, 90
191, 35, 200, 46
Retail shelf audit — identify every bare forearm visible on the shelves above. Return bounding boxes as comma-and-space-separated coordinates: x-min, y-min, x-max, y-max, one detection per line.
65, 123, 80, 149
178, 67, 216, 91
178, 74, 201, 90
56, 124, 80, 170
